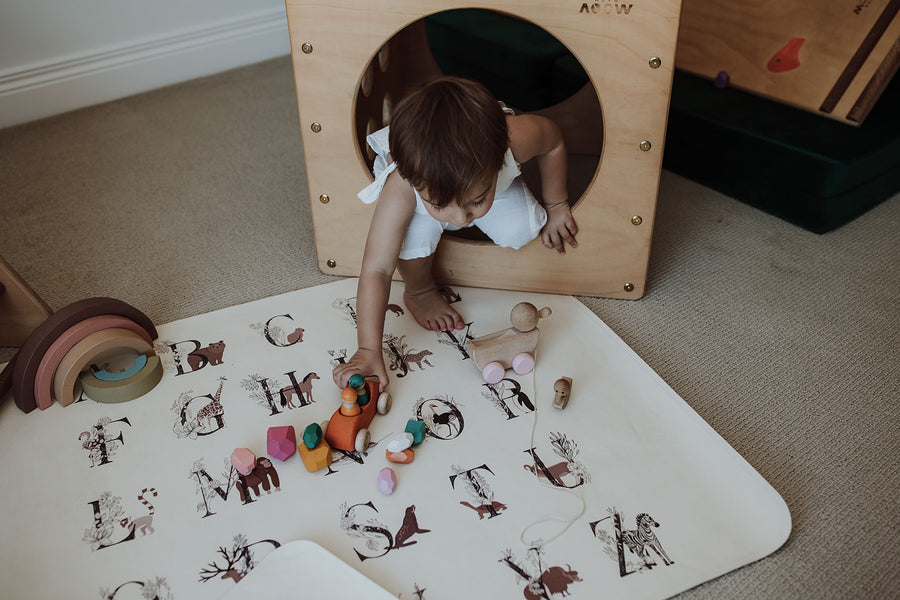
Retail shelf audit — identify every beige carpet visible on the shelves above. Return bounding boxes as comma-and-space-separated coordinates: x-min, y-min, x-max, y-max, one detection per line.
1, 56, 898, 599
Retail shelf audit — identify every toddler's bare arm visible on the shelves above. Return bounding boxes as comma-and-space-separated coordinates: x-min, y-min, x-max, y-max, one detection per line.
332, 169, 416, 391
508, 115, 578, 253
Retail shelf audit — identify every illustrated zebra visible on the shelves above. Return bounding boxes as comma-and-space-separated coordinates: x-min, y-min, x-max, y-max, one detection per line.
621, 513, 674, 568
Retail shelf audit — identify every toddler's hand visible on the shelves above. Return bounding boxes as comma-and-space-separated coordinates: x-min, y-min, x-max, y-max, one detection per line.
540, 203, 578, 254
332, 348, 389, 392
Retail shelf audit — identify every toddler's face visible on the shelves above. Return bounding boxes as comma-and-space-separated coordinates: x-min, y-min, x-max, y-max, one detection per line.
420, 176, 497, 227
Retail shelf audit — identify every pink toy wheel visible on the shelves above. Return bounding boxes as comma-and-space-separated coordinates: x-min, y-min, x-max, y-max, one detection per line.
512, 353, 535, 375
482, 361, 505, 384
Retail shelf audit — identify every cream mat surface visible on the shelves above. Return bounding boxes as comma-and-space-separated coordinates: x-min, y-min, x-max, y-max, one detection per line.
0, 278, 790, 599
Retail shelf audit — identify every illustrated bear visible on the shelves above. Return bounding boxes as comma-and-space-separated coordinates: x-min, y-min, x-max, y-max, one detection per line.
187, 341, 226, 371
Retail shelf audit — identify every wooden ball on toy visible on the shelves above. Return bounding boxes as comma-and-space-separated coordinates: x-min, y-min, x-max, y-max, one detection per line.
341, 387, 358, 403
510, 303, 551, 332
348, 373, 365, 389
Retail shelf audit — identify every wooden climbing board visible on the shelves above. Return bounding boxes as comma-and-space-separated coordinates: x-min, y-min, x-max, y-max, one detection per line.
675, 0, 900, 125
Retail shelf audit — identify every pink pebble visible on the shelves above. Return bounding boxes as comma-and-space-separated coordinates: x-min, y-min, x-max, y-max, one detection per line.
230, 448, 256, 475
377, 467, 397, 495
512, 352, 535, 375
267, 425, 297, 461
482, 361, 505, 384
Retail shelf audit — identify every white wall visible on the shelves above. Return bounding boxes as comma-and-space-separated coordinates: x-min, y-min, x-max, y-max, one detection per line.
0, 0, 291, 128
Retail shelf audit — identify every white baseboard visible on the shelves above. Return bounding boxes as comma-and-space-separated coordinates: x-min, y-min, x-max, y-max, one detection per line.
0, 8, 291, 129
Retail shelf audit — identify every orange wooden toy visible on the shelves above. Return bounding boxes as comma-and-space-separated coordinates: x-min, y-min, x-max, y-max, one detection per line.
323, 379, 392, 453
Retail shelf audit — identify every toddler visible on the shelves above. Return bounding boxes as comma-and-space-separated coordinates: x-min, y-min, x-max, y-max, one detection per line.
332, 76, 577, 391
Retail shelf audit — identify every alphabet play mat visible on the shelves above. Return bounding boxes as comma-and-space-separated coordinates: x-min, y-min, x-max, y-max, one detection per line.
0, 278, 790, 599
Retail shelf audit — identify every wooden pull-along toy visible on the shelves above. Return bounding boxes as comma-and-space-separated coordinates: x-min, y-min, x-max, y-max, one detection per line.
467, 302, 551, 384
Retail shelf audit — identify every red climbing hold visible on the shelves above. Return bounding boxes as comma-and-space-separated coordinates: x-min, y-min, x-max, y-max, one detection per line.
768, 38, 804, 73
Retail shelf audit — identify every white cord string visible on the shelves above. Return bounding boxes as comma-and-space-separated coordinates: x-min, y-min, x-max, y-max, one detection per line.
519, 346, 586, 547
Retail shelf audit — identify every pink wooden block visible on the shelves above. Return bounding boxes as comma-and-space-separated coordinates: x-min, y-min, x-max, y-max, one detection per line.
230, 448, 256, 475
377, 467, 397, 495
267, 425, 297, 461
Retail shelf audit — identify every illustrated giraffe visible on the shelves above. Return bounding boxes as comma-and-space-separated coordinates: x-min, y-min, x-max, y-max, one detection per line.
196, 377, 227, 428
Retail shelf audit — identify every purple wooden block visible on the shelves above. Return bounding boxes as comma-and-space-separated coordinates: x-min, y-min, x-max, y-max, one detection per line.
267, 425, 297, 461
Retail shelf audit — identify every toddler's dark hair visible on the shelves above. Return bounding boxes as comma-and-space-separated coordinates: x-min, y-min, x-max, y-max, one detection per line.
389, 77, 508, 207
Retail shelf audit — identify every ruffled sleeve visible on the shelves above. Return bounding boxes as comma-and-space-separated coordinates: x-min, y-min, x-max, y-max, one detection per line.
358, 162, 398, 205
357, 126, 394, 205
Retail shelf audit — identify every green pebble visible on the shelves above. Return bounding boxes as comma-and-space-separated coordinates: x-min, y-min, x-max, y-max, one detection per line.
303, 423, 323, 449
405, 419, 426, 444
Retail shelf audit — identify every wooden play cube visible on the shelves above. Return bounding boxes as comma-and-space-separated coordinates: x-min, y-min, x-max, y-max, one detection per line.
285, 1, 683, 298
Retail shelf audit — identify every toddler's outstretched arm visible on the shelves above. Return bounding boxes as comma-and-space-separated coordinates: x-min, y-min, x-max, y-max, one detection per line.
332, 169, 416, 392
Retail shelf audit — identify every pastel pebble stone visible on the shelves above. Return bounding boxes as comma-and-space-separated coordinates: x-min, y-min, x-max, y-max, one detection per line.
404, 420, 426, 444
302, 423, 323, 449
230, 448, 256, 475
386, 432, 414, 453
298, 438, 332, 472
385, 448, 415, 464
512, 352, 535, 375
377, 467, 397, 495
267, 425, 297, 461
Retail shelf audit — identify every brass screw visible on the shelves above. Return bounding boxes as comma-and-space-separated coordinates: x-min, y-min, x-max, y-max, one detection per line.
301, 42, 313, 54
326, 259, 337, 268
649, 57, 662, 69
311, 122, 322, 133
631, 215, 642, 226
640, 140, 652, 151
624, 283, 635, 292
319, 194, 330, 204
